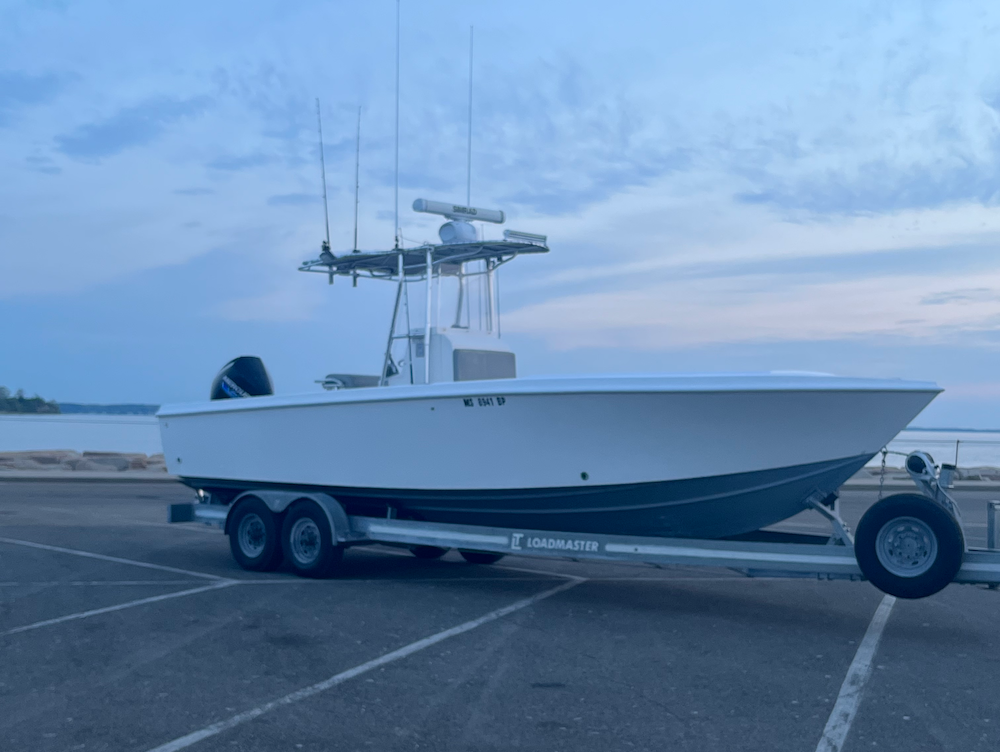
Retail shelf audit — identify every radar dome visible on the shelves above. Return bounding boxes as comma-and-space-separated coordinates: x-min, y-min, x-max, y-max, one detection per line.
438, 220, 478, 244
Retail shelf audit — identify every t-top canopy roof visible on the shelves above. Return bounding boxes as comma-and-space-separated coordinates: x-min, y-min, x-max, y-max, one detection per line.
299, 239, 549, 279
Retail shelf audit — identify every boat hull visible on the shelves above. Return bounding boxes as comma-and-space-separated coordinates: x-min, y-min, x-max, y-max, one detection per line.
158, 374, 940, 539
178, 453, 870, 538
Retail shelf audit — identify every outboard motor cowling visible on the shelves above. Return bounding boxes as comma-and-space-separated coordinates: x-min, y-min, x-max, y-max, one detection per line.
210, 356, 274, 400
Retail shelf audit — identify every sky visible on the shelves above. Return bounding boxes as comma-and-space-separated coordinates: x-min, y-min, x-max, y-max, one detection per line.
2, 0, 1000, 427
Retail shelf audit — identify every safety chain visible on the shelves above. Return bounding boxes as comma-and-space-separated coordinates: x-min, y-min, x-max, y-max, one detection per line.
878, 447, 887, 501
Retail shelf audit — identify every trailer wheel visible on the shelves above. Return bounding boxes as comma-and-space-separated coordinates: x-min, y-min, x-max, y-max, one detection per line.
459, 550, 505, 565
855, 493, 964, 599
410, 546, 448, 559
281, 501, 343, 578
229, 498, 283, 572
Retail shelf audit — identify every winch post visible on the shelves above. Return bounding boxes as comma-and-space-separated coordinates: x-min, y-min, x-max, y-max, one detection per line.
905, 451, 962, 520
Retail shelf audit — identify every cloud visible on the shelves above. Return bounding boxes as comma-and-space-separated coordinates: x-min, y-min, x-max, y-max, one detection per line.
504, 268, 1000, 351
733, 154, 1000, 216
498, 147, 692, 215
24, 154, 60, 175
921, 288, 1000, 306
510, 183, 1000, 296
500, 186, 1000, 351
6, 0, 1000, 426
0, 70, 64, 125
206, 152, 275, 171
708, 26, 1000, 217
55, 96, 211, 159
214, 283, 322, 322
216, 64, 315, 143
361, 55, 697, 217
267, 192, 320, 207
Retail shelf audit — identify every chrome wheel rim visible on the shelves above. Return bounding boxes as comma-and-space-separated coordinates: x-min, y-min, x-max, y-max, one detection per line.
289, 518, 321, 566
876, 516, 938, 577
237, 513, 267, 558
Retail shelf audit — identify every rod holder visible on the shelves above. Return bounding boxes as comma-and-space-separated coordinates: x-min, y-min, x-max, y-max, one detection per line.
988, 501, 1000, 550
939, 463, 956, 489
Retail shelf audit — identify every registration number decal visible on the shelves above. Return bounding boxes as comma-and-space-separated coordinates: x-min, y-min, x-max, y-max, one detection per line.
463, 396, 506, 407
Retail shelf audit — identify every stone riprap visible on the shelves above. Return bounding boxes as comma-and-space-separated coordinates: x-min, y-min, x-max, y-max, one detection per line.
0, 450, 167, 473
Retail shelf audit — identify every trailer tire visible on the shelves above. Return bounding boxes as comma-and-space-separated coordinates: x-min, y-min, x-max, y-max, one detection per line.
410, 546, 448, 559
855, 493, 964, 599
281, 501, 343, 578
229, 498, 283, 572
459, 550, 505, 565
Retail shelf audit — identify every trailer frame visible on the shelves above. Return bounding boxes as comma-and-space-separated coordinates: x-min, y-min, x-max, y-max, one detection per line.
168, 479, 1000, 591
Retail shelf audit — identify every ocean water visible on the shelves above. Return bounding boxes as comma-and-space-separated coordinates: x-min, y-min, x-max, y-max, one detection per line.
870, 429, 1000, 469
3, 415, 1000, 469
0, 414, 162, 455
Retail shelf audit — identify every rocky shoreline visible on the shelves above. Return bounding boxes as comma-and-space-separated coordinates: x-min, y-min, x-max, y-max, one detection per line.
0, 450, 167, 473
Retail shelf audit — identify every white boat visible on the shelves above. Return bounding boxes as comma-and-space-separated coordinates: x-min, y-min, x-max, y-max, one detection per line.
157, 200, 941, 540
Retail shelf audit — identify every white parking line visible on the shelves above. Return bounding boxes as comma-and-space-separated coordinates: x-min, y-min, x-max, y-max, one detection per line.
496, 563, 585, 579
0, 580, 214, 587
0, 537, 224, 580
814, 594, 896, 752
129, 521, 222, 534
0, 581, 236, 637
232, 576, 556, 584
0, 575, 765, 587
586, 575, 774, 582
144, 578, 585, 752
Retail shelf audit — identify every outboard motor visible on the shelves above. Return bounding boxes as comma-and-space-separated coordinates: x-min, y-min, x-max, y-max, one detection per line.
210, 356, 274, 400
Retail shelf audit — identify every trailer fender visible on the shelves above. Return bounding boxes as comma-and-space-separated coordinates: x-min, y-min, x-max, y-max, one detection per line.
227, 491, 349, 542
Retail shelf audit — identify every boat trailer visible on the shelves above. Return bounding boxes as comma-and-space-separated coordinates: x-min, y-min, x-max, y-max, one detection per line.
168, 452, 1000, 600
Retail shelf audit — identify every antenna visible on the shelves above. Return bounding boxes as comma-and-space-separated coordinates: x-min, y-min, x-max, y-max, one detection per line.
353, 106, 361, 253
466, 25, 473, 206
315, 98, 331, 251
394, 0, 400, 249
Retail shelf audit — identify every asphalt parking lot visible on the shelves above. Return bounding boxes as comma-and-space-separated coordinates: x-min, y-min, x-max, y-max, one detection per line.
1, 482, 999, 752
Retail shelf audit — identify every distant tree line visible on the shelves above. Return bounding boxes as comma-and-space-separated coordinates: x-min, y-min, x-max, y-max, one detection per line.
0, 387, 61, 414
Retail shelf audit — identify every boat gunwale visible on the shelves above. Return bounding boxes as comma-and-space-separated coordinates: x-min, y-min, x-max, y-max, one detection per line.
156, 374, 942, 419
